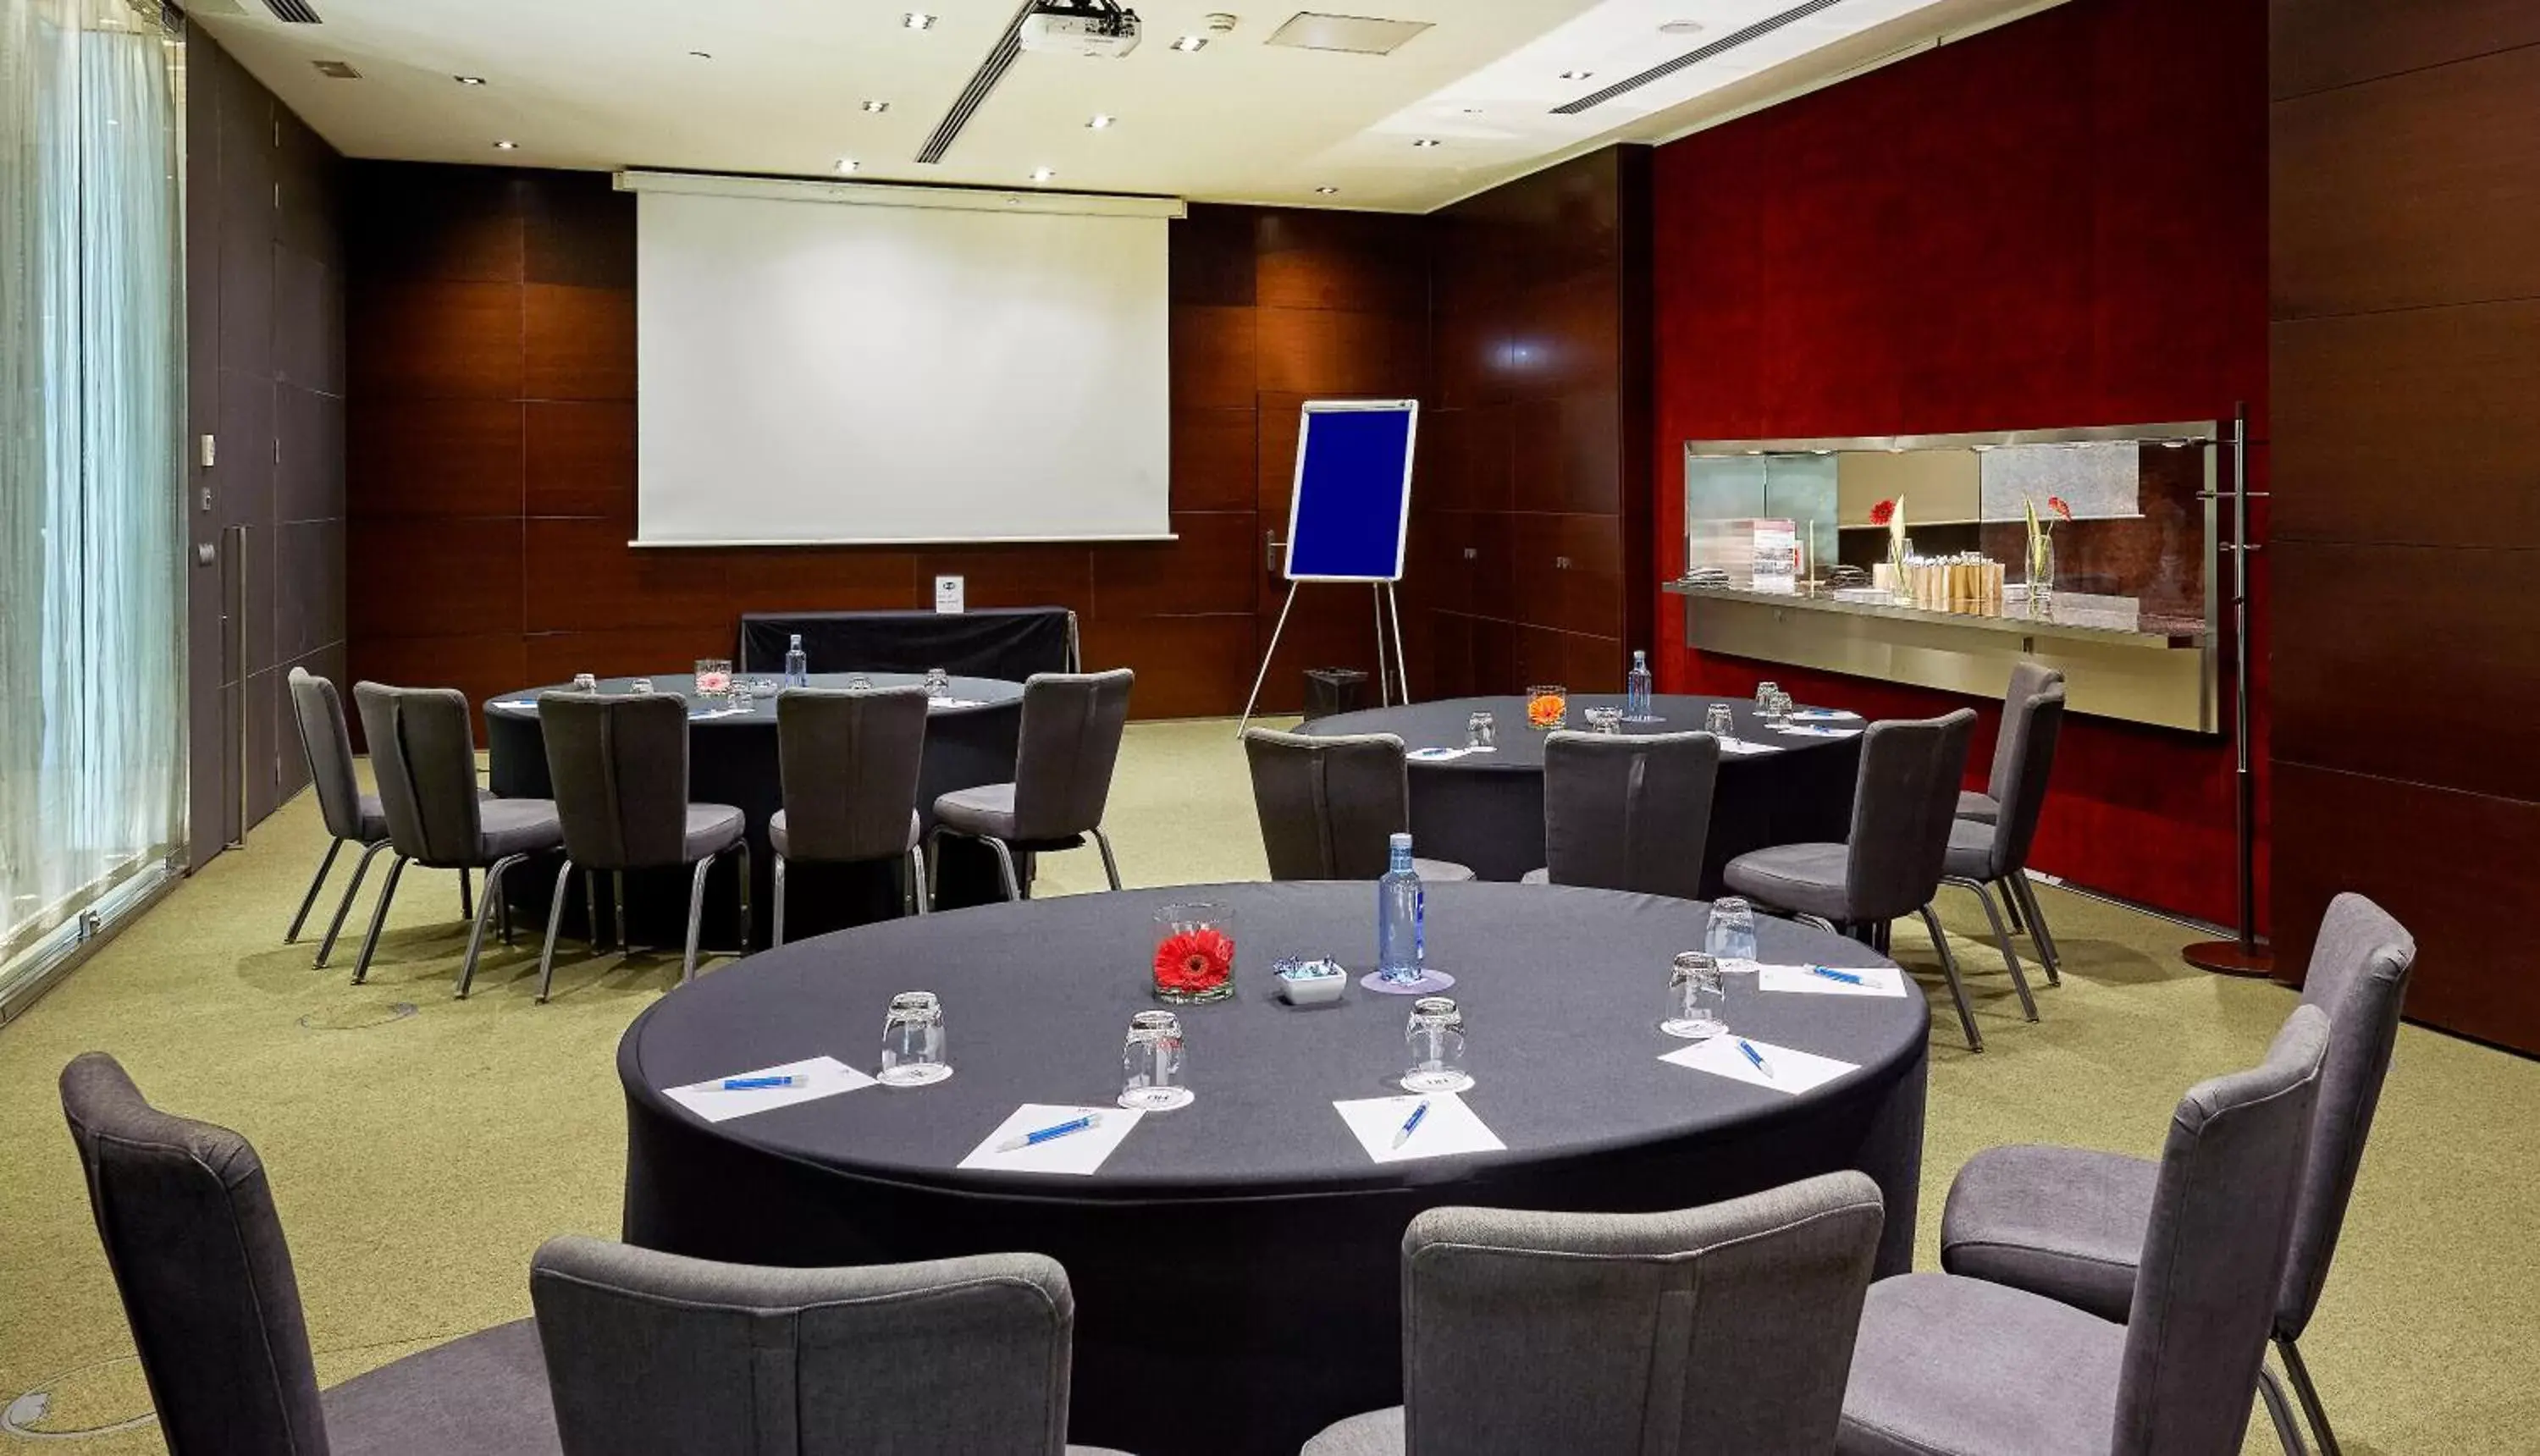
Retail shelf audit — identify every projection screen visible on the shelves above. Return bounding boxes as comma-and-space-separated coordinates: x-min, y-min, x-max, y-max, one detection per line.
622, 173, 1179, 546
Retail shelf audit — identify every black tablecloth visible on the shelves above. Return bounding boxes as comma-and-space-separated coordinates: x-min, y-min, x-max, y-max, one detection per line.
483, 673, 1024, 946
1300, 694, 1864, 887
736, 607, 1077, 681
618, 881, 1929, 1456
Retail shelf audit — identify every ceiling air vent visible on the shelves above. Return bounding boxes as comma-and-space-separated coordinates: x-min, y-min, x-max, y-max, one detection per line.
175, 0, 250, 16
311, 59, 360, 78
260, 0, 323, 23
1554, 0, 1847, 113
1264, 12, 1432, 56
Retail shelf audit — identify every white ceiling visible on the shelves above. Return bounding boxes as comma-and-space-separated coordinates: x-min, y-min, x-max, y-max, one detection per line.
191, 0, 2053, 212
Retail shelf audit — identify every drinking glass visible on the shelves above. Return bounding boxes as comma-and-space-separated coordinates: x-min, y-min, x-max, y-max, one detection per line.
1754, 680, 1780, 709
729, 678, 754, 713
1583, 705, 1623, 735
694, 658, 732, 698
571, 672, 598, 692
1704, 897, 1759, 968
1663, 952, 1729, 1040
923, 667, 952, 698
877, 990, 951, 1087
1525, 685, 1568, 731
1402, 996, 1472, 1094
1466, 710, 1496, 750
1703, 703, 1736, 742
848, 674, 874, 691
630, 677, 654, 695
1119, 1010, 1194, 1111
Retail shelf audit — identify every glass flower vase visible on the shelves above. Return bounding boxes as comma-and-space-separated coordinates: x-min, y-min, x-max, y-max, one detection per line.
2024, 532, 2054, 609
1151, 903, 1236, 1004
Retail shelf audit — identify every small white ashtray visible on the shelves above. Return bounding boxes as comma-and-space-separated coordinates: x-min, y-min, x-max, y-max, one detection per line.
1274, 957, 1349, 1007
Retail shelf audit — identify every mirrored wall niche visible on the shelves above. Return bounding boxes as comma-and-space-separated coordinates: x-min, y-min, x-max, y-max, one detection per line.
1683, 422, 2217, 629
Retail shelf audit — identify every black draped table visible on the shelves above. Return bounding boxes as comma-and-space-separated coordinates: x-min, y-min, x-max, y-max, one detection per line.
1300, 694, 1865, 887
483, 672, 1023, 948
618, 881, 1929, 1456
735, 606, 1076, 681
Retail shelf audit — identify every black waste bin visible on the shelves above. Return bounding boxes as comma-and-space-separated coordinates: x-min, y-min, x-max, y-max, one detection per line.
1303, 667, 1368, 721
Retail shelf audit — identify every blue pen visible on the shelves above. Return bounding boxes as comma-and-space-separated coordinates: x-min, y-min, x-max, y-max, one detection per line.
997, 1112, 1102, 1153
1737, 1040, 1775, 1078
1391, 1099, 1431, 1150
719, 1073, 808, 1091
1809, 966, 1868, 986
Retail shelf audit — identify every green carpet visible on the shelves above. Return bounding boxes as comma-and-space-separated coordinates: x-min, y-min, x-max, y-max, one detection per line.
1, 717, 2531, 1452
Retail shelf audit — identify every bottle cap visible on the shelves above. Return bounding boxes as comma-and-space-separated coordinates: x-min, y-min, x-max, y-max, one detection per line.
1389, 831, 1413, 852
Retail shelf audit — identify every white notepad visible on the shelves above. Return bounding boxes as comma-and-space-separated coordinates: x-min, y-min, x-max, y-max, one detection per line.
1661, 1036, 1860, 1096
663, 1056, 876, 1123
1756, 962, 1911, 999
928, 698, 987, 711
493, 698, 538, 710
1773, 724, 1862, 739
1407, 746, 1478, 762
689, 705, 751, 720
1718, 736, 1779, 756
1792, 709, 1861, 722
958, 1104, 1145, 1176
1334, 1092, 1505, 1165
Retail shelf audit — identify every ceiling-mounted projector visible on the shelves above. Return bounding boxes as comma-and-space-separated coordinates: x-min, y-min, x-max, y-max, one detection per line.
1019, 0, 1142, 57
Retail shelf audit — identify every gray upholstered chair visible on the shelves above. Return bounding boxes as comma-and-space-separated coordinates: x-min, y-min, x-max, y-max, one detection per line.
1837, 1005, 2330, 1456
1957, 661, 2062, 825
351, 682, 565, 996
772, 686, 931, 943
533, 692, 748, 1000
1939, 683, 2063, 1007
1938, 895, 2415, 1456
58, 1052, 559, 1456
933, 669, 1135, 901
528, 1235, 1129, 1456
1721, 710, 1993, 1049
1301, 1172, 1886, 1456
1520, 729, 1720, 897
1241, 728, 1475, 882
285, 667, 393, 964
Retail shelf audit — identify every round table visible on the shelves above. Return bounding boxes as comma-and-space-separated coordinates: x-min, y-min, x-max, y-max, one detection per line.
1300, 694, 1865, 887
483, 672, 1024, 946
617, 881, 1929, 1456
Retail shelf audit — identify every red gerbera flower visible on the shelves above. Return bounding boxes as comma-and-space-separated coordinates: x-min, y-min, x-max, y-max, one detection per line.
1154, 928, 1234, 992
1869, 498, 1896, 527
2047, 495, 2073, 521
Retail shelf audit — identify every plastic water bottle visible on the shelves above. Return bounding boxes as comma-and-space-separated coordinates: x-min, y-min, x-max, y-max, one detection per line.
1625, 650, 1654, 720
783, 633, 809, 689
1377, 832, 1425, 984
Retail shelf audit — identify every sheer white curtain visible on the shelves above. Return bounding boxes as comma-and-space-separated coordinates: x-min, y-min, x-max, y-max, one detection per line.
0, 0, 186, 999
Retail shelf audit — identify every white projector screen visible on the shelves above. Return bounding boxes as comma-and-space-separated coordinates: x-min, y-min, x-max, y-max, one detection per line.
630, 179, 1174, 546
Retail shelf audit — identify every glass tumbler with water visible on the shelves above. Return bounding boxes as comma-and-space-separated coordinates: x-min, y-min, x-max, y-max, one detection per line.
923, 667, 952, 698
1754, 680, 1780, 710
1663, 952, 1729, 1040
1118, 1010, 1194, 1111
1402, 996, 1472, 1093
1703, 703, 1736, 744
1466, 710, 1496, 751
878, 990, 951, 1086
1705, 896, 1759, 969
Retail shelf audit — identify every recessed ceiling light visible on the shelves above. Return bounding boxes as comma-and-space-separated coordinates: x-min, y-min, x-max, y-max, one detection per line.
1315, 185, 1339, 195
903, 11, 936, 29
1558, 69, 1593, 80
863, 99, 891, 113
454, 74, 487, 85
1171, 34, 1208, 52
1659, 19, 1705, 36
493, 140, 517, 150
1411, 138, 1442, 148
835, 158, 859, 174
1087, 113, 1116, 130
1030, 166, 1057, 182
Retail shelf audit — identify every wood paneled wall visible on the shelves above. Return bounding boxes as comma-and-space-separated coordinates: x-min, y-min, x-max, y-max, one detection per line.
342, 171, 1434, 731
1648, 0, 2269, 925
185, 31, 345, 865
2269, 1, 2540, 1051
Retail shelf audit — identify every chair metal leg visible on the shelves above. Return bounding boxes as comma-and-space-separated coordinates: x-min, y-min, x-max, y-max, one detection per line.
456, 854, 522, 999
499, 874, 514, 946
2278, 1336, 2341, 1456
614, 871, 630, 953
681, 857, 715, 983
287, 839, 345, 943
460, 867, 472, 922
1919, 902, 1984, 1051
1091, 826, 1123, 891
2012, 873, 2063, 984
536, 858, 576, 1003
1955, 878, 2038, 1023
2258, 1366, 2312, 1456
350, 857, 409, 984
733, 842, 752, 956
908, 842, 929, 916
983, 836, 1021, 902
315, 841, 389, 968
2001, 880, 2027, 933
925, 829, 944, 903
771, 854, 788, 948
586, 869, 605, 950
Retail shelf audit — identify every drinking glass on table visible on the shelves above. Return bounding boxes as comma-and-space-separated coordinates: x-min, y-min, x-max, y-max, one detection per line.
1663, 951, 1728, 1040
1466, 710, 1496, 750
847, 674, 874, 692
1118, 1010, 1194, 1111
1705, 897, 1759, 968
878, 990, 951, 1087
630, 678, 654, 695
1703, 703, 1737, 744
729, 678, 754, 714
923, 667, 952, 698
1754, 681, 1780, 710
572, 672, 598, 693
1402, 996, 1472, 1094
